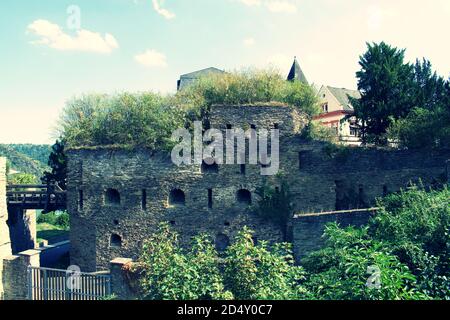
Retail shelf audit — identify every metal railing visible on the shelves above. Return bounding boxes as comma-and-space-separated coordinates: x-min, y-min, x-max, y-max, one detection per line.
6, 184, 66, 212
28, 266, 111, 300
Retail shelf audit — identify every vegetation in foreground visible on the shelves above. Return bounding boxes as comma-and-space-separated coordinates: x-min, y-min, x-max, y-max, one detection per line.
131, 186, 449, 300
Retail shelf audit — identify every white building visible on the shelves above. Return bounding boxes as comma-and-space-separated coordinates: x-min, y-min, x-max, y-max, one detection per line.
314, 85, 362, 145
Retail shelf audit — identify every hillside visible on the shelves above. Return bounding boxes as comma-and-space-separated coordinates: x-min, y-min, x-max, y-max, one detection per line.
0, 144, 49, 177
6, 144, 51, 166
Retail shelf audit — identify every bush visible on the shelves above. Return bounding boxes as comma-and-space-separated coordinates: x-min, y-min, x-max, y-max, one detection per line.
302, 186, 449, 300
37, 211, 70, 230
302, 224, 429, 300
135, 223, 230, 300
223, 227, 309, 300
176, 69, 319, 121
300, 120, 338, 143
134, 224, 309, 300
58, 69, 320, 150
388, 107, 450, 149
369, 186, 450, 298
58, 93, 187, 150
7, 173, 38, 184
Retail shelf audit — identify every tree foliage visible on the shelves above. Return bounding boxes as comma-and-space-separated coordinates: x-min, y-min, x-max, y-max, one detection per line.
176, 68, 319, 123
58, 93, 187, 151
135, 224, 308, 300
369, 186, 450, 299
7, 173, 38, 185
57, 69, 319, 149
302, 224, 429, 300
353, 42, 414, 144
41, 139, 67, 189
354, 42, 450, 147
134, 186, 448, 300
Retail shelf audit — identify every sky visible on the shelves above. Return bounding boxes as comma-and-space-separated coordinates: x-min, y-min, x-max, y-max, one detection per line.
0, 0, 449, 144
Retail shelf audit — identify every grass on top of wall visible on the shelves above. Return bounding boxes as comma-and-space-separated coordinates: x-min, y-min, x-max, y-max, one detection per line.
57, 69, 320, 150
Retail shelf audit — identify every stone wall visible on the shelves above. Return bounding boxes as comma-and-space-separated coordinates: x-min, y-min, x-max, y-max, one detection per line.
292, 208, 377, 262
66, 104, 450, 271
8, 208, 36, 254
2, 249, 40, 300
0, 157, 11, 299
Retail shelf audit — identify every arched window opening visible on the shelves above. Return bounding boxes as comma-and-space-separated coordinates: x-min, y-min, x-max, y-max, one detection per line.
169, 189, 186, 206
237, 189, 252, 205
105, 188, 121, 205
110, 234, 122, 248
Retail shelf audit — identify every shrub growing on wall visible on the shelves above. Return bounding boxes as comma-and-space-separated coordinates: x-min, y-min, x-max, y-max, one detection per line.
175, 68, 319, 123
58, 69, 319, 149
58, 93, 187, 150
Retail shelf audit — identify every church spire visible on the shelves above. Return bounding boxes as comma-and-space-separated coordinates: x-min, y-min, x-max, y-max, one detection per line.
287, 56, 308, 84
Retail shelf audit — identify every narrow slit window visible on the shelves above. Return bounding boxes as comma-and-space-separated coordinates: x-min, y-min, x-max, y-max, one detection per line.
78, 190, 84, 211
240, 164, 246, 175
142, 189, 147, 210
208, 189, 213, 209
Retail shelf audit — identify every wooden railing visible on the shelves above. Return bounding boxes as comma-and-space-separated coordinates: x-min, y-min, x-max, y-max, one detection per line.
6, 184, 66, 212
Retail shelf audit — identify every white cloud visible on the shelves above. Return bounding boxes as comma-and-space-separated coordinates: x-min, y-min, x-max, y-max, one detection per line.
243, 37, 256, 46
135, 49, 168, 68
27, 19, 119, 54
265, 1, 297, 14
152, 0, 176, 19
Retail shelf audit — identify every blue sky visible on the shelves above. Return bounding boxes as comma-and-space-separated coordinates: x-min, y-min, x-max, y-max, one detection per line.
0, 0, 449, 144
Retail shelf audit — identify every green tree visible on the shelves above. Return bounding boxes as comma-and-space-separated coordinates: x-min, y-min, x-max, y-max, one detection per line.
387, 60, 450, 149
223, 227, 309, 300
135, 223, 230, 300
41, 139, 67, 189
302, 224, 429, 300
353, 42, 414, 145
369, 186, 450, 299
7, 173, 38, 184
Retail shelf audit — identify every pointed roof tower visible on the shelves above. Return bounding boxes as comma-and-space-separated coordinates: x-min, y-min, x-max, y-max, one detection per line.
287, 56, 308, 84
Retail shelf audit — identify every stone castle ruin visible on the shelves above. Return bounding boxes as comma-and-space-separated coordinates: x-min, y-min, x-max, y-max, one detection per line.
66, 103, 450, 271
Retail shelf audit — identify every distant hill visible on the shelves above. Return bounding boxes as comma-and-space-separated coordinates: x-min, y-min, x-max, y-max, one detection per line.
5, 144, 51, 166
0, 144, 50, 178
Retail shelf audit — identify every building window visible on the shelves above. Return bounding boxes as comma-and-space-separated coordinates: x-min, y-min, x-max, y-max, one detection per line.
169, 189, 186, 206
350, 126, 358, 136
78, 190, 84, 211
237, 189, 252, 205
240, 164, 246, 175
105, 189, 121, 206
142, 189, 147, 210
110, 234, 122, 248
322, 103, 328, 113
208, 189, 213, 209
